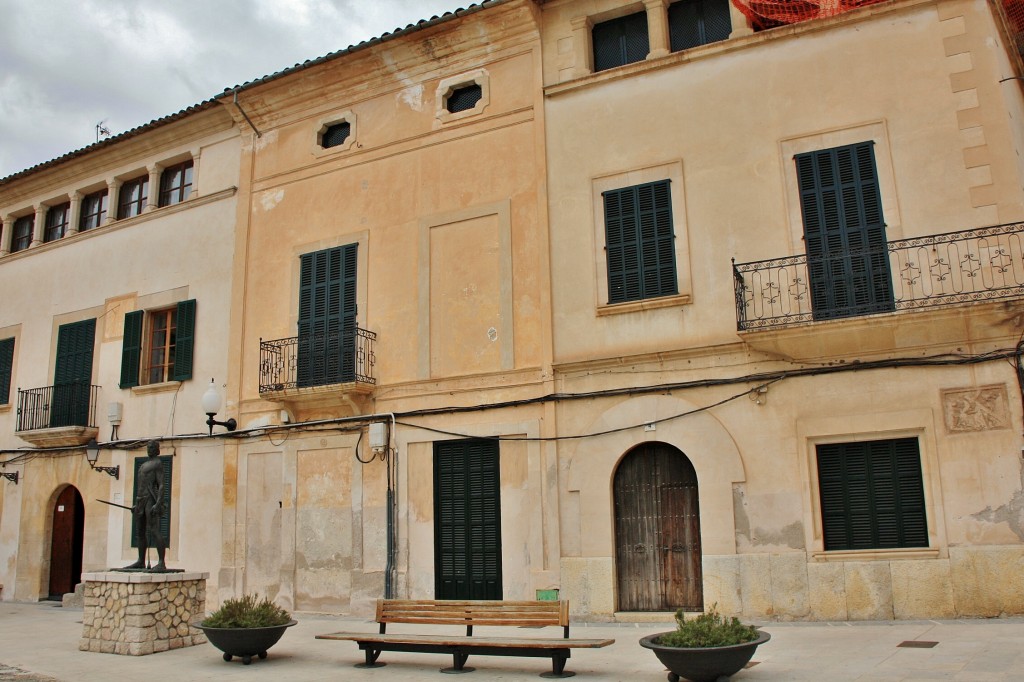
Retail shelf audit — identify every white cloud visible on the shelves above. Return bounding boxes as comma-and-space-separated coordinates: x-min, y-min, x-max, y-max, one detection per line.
0, 0, 466, 177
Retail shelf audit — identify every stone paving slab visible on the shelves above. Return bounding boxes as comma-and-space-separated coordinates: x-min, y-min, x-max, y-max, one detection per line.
1, 601, 1023, 681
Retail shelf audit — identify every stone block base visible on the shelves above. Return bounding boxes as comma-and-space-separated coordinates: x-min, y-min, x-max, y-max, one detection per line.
564, 546, 1024, 621
79, 571, 208, 655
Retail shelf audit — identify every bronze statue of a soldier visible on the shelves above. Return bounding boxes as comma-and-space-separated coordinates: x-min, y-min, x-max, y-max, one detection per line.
124, 440, 167, 571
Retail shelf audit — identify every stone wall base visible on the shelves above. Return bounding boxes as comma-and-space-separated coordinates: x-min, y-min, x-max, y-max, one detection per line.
562, 546, 1024, 621
79, 571, 208, 655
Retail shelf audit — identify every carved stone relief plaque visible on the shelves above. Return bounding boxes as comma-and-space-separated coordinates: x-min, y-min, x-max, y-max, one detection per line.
942, 384, 1010, 433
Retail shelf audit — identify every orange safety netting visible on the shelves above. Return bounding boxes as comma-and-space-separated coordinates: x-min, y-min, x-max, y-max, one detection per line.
1004, 0, 1024, 46
730, 0, 889, 31
732, 0, 1023, 38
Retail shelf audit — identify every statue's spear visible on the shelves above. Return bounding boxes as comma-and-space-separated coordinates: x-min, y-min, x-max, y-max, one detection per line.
97, 499, 133, 511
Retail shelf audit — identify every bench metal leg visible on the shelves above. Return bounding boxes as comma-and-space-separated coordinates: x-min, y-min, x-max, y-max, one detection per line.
354, 648, 386, 669
539, 653, 576, 678
440, 652, 474, 674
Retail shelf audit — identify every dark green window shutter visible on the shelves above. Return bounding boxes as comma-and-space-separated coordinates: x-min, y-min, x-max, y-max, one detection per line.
52, 319, 95, 428
669, 0, 732, 52
592, 10, 650, 72
817, 438, 928, 551
297, 244, 357, 387
171, 299, 196, 381
0, 337, 13, 405
434, 439, 502, 600
119, 311, 144, 389
604, 180, 677, 304
796, 142, 893, 320
130, 455, 172, 549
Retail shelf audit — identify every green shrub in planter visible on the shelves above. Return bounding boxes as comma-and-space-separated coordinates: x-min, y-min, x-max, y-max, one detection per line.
202, 594, 292, 629
656, 604, 759, 648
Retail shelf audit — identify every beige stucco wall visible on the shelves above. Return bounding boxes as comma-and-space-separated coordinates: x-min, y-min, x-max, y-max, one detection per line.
540, 0, 1024, 619
0, 109, 240, 601
217, 0, 556, 613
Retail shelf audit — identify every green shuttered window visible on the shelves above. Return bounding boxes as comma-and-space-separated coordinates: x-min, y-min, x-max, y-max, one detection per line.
130, 455, 173, 549
669, 0, 732, 52
796, 142, 893, 320
604, 180, 678, 304
52, 319, 95, 428
434, 439, 502, 600
0, 337, 14, 405
817, 438, 928, 551
592, 10, 650, 72
119, 300, 196, 388
297, 244, 357, 387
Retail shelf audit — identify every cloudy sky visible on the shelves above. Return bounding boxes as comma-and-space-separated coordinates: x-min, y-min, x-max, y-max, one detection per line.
0, 0, 469, 178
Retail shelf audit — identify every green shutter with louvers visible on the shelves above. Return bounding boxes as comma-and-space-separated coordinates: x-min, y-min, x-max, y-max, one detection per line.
434, 439, 502, 600
817, 438, 927, 551
796, 142, 893, 320
52, 319, 95, 427
130, 455, 173, 549
604, 180, 677, 304
0, 337, 14, 405
171, 299, 196, 381
297, 244, 357, 387
669, 0, 732, 52
119, 311, 144, 389
592, 10, 650, 72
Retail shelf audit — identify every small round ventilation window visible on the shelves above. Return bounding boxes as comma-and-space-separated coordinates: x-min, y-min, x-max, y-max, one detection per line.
446, 84, 483, 114
322, 121, 351, 149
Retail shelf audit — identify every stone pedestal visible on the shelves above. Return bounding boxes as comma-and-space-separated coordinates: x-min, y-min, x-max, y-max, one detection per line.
79, 571, 208, 656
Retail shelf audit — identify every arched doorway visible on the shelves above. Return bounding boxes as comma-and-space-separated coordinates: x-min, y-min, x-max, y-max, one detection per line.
48, 485, 84, 599
613, 442, 703, 611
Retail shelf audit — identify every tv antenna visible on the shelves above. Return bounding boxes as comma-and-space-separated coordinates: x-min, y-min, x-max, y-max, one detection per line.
95, 120, 111, 142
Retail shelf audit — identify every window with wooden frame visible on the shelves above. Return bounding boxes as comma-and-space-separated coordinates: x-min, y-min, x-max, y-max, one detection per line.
603, 180, 678, 304
119, 300, 196, 388
117, 176, 148, 219
79, 190, 108, 231
0, 337, 14, 405
158, 161, 193, 207
816, 437, 928, 551
44, 202, 70, 243
669, 0, 732, 52
592, 10, 650, 72
11, 215, 33, 253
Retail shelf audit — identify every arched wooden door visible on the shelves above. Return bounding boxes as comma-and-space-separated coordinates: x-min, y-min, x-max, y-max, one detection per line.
614, 443, 703, 611
48, 486, 84, 599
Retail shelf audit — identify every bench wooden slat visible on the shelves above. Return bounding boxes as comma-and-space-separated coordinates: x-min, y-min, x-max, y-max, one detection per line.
315, 632, 615, 649
378, 614, 569, 622
321, 599, 612, 677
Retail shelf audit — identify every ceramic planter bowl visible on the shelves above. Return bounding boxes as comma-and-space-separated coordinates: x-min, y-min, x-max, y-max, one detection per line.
194, 620, 297, 665
639, 629, 770, 682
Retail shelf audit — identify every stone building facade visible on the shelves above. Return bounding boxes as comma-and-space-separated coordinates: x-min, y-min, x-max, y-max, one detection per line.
0, 103, 240, 601
3, 0, 1024, 622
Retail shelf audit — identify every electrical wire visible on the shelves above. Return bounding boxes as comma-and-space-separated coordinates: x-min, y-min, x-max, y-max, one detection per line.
2, 345, 1019, 464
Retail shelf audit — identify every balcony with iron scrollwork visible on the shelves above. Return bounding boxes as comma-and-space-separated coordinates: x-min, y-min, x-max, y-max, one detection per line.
259, 327, 376, 409
16, 382, 100, 447
731, 222, 1024, 358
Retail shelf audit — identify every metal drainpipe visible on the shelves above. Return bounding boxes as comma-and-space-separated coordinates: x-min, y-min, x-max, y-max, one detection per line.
383, 413, 397, 598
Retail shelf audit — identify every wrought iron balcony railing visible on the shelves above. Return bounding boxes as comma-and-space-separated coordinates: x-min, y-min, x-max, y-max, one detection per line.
733, 222, 1024, 331
259, 327, 376, 394
16, 382, 100, 432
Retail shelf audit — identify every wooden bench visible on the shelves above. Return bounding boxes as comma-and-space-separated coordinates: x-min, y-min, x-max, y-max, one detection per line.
316, 599, 614, 677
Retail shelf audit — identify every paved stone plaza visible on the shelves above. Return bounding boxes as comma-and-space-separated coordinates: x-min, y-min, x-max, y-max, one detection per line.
1, 601, 1024, 681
